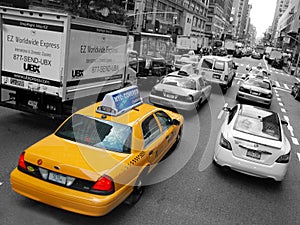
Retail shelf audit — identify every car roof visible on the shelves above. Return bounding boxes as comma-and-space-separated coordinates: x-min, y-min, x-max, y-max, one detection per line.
76, 101, 159, 127
201, 55, 232, 62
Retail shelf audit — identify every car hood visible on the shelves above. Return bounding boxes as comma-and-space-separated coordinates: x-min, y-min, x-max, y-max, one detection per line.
24, 134, 128, 181
241, 84, 272, 94
154, 83, 197, 96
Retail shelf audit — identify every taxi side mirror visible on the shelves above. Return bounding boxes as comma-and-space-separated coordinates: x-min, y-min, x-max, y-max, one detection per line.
172, 119, 180, 126
281, 120, 288, 126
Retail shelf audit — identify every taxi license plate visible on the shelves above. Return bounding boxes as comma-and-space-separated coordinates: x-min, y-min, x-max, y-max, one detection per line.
48, 172, 67, 185
166, 93, 175, 99
246, 150, 261, 160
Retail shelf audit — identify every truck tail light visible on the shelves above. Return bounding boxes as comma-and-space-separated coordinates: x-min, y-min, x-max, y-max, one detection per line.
92, 175, 114, 193
275, 152, 290, 163
18, 152, 26, 170
219, 133, 232, 150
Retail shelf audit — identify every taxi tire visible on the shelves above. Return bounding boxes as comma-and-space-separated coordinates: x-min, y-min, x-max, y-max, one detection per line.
124, 169, 148, 206
295, 90, 300, 100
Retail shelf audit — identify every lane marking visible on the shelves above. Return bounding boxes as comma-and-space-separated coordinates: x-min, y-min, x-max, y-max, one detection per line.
0, 182, 3, 186
237, 80, 240, 85
274, 87, 291, 93
218, 103, 228, 119
275, 93, 279, 97
297, 153, 300, 161
283, 115, 289, 122
284, 83, 289, 89
296, 77, 300, 82
279, 102, 283, 106
281, 108, 286, 113
277, 97, 282, 101
291, 137, 299, 145
275, 81, 280, 87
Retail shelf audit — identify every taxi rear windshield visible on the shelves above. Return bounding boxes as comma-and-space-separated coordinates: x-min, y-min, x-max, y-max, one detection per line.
162, 77, 196, 90
234, 107, 281, 141
55, 114, 132, 153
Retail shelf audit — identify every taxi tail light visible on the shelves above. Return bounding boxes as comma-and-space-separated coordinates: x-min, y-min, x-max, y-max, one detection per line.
92, 175, 115, 193
275, 152, 290, 163
239, 86, 245, 92
219, 133, 232, 150
18, 152, 26, 170
266, 93, 272, 99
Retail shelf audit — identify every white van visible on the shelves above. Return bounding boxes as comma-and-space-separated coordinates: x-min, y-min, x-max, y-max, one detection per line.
196, 55, 238, 93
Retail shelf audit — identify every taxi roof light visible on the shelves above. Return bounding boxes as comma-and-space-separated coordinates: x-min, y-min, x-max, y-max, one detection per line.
97, 85, 142, 116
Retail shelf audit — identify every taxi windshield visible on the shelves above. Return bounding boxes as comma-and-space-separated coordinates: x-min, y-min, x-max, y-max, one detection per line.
55, 114, 132, 153
162, 77, 196, 90
234, 106, 281, 141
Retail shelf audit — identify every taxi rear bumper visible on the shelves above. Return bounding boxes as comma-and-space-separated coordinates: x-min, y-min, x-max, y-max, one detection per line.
10, 168, 133, 216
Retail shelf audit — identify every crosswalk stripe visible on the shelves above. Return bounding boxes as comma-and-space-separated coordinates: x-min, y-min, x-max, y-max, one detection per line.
284, 84, 289, 89
275, 81, 280, 87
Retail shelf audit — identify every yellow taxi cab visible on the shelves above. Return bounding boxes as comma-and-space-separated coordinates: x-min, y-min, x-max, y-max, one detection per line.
10, 86, 183, 216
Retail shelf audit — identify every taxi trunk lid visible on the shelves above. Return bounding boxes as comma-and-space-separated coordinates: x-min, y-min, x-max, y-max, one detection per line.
24, 134, 127, 181
230, 130, 283, 165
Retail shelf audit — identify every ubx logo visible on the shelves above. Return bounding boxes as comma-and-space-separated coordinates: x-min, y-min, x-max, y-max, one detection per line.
72, 69, 84, 78
23, 63, 40, 73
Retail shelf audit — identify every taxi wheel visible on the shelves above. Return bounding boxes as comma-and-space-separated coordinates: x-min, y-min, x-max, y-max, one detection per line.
124, 171, 147, 206
196, 99, 202, 111
295, 90, 300, 100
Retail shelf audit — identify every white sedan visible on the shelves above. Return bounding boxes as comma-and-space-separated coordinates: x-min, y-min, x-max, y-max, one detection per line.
213, 104, 291, 181
149, 72, 211, 111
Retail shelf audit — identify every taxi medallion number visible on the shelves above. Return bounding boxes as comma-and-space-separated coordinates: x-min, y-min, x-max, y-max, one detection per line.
49, 172, 67, 185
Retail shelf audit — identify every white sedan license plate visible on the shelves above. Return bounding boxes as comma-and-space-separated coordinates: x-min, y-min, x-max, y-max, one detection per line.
251, 91, 260, 96
246, 150, 261, 160
166, 93, 175, 99
48, 172, 67, 185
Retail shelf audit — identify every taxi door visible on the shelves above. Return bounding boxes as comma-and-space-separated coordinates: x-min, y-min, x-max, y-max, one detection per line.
154, 111, 177, 155
141, 114, 165, 167
198, 77, 211, 101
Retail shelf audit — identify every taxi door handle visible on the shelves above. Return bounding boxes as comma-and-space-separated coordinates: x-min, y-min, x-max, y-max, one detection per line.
165, 135, 169, 140
149, 150, 153, 156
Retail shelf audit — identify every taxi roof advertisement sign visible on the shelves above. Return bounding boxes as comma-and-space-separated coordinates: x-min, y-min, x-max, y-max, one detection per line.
97, 86, 142, 116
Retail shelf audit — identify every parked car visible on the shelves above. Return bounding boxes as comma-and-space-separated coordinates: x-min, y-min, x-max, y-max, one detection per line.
213, 104, 291, 182
173, 54, 199, 71
236, 77, 274, 108
137, 56, 173, 88
149, 70, 212, 111
233, 48, 243, 58
291, 82, 300, 100
251, 51, 263, 59
10, 86, 184, 216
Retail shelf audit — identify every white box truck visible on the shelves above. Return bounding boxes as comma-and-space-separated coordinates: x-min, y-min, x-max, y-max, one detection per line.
0, 6, 134, 117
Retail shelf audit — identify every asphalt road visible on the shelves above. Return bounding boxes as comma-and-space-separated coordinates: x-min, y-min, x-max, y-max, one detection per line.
1, 55, 300, 225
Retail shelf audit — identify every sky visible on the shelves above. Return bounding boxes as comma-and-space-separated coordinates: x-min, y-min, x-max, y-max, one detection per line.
249, 0, 277, 38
